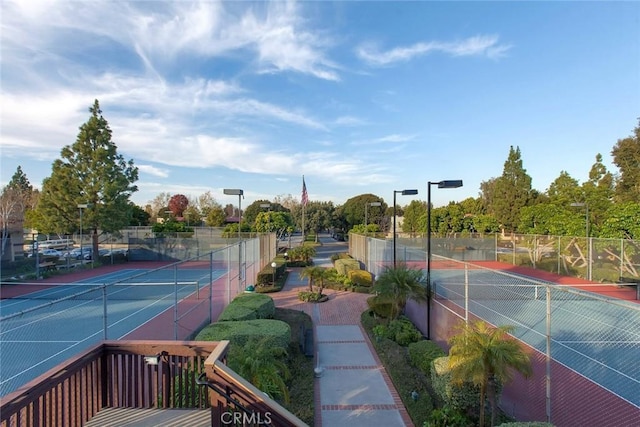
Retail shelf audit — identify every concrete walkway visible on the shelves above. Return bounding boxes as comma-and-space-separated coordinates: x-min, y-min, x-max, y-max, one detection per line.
270, 235, 413, 427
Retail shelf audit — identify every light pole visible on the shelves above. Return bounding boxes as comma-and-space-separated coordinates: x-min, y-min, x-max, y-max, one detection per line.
426, 180, 463, 340
570, 202, 590, 280
224, 189, 244, 288
271, 261, 277, 285
78, 204, 88, 262
365, 201, 382, 235
393, 189, 418, 267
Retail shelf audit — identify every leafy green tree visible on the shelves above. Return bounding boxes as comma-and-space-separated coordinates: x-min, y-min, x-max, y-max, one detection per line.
182, 205, 202, 226
205, 207, 227, 227
340, 193, 388, 231
490, 146, 533, 233
254, 211, 292, 234
372, 264, 428, 321
600, 202, 640, 239
306, 201, 335, 240
583, 153, 615, 233
34, 100, 138, 255
243, 200, 288, 227
129, 203, 151, 226
448, 321, 532, 427
196, 191, 220, 218
611, 120, 640, 203
472, 214, 500, 234
547, 171, 581, 207
402, 200, 426, 236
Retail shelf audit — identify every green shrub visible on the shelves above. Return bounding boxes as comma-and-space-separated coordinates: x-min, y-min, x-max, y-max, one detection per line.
256, 263, 286, 287
348, 269, 373, 286
366, 295, 393, 318
297, 291, 328, 302
408, 340, 446, 376
218, 293, 275, 321
353, 286, 372, 294
334, 258, 361, 276
372, 316, 421, 346
330, 252, 352, 263
361, 310, 433, 425
431, 356, 481, 413
423, 406, 472, 427
218, 306, 258, 322
195, 319, 290, 349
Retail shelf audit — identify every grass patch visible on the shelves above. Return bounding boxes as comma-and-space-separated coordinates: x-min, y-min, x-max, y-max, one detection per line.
274, 308, 315, 425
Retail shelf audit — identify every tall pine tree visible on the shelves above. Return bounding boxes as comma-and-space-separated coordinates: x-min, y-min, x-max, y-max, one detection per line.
35, 100, 138, 251
491, 146, 533, 233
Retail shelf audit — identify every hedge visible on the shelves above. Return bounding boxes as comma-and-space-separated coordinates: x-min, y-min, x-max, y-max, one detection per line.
217, 293, 275, 321
408, 340, 446, 376
334, 258, 361, 276
348, 269, 373, 286
195, 319, 290, 350
431, 356, 481, 412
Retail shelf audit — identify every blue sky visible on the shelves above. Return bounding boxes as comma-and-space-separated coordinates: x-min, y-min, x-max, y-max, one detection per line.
1, 1, 639, 210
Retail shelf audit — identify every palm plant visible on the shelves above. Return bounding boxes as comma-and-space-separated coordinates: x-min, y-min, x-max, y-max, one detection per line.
448, 321, 533, 427
228, 338, 291, 403
372, 263, 428, 321
300, 266, 326, 294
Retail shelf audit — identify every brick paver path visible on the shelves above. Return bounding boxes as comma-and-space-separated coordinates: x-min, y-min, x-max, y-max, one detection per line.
269, 236, 414, 427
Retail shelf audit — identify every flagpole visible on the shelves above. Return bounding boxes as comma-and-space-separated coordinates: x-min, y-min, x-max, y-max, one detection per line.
302, 176, 305, 243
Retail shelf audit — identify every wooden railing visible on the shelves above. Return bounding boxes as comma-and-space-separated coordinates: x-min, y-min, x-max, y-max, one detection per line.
0, 340, 307, 427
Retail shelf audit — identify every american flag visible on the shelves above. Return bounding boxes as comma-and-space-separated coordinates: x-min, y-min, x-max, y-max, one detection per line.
301, 176, 308, 206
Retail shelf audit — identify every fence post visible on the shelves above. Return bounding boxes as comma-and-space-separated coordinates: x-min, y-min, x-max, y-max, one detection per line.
103, 285, 108, 340
174, 264, 178, 340
546, 285, 552, 424
464, 263, 469, 323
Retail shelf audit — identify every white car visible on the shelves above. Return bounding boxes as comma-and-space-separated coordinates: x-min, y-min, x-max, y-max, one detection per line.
32, 249, 62, 258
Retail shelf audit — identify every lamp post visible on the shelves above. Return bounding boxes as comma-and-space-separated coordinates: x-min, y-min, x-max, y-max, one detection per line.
570, 202, 590, 281
393, 189, 418, 267
365, 201, 382, 235
224, 189, 244, 288
426, 180, 463, 340
271, 261, 277, 285
78, 204, 88, 262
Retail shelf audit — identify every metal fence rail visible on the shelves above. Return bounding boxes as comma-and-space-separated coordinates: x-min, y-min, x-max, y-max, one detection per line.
0, 236, 269, 397
350, 233, 640, 425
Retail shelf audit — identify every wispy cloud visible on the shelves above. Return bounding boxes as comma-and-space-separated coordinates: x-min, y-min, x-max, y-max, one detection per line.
356, 35, 512, 67
137, 165, 170, 178
351, 134, 417, 146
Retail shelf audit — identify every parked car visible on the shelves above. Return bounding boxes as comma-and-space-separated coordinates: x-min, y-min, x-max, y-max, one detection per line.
28, 249, 63, 259
61, 248, 92, 260
29, 249, 62, 258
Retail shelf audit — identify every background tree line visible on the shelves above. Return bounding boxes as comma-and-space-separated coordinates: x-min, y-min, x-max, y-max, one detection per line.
2, 103, 639, 259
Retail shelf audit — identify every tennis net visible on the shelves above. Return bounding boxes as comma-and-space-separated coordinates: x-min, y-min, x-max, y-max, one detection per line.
0, 281, 201, 302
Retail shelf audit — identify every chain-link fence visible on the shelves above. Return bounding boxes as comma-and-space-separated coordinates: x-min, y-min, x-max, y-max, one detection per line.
0, 234, 273, 397
351, 232, 640, 425
350, 232, 640, 284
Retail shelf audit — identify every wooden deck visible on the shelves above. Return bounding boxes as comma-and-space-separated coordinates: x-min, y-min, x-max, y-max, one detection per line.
85, 408, 210, 427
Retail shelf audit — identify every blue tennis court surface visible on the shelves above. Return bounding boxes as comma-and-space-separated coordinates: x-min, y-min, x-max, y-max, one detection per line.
0, 268, 226, 396
432, 268, 640, 408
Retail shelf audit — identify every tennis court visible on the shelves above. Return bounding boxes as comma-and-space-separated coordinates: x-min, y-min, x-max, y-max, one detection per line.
0, 267, 225, 397
431, 265, 640, 408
